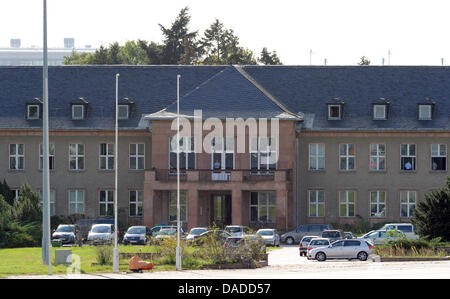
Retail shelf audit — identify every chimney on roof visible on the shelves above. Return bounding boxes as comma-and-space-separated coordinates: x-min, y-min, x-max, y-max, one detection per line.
10, 39, 21, 48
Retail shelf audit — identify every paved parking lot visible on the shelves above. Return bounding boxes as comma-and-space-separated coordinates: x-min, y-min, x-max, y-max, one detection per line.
7, 245, 450, 279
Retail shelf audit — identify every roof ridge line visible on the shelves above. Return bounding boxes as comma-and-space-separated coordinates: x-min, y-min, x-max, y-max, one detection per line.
233, 65, 302, 120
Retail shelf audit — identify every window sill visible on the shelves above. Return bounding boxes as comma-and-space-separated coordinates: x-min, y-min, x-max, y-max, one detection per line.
338, 169, 357, 173
430, 170, 447, 173
399, 170, 417, 174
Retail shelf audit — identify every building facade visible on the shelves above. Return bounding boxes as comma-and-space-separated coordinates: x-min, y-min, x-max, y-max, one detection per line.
0, 65, 448, 231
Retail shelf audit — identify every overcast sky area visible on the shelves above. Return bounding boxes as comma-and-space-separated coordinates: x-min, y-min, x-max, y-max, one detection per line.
0, 0, 448, 65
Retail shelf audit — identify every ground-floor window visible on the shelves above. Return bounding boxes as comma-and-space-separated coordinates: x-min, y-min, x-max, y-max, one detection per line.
339, 191, 355, 217
308, 190, 325, 217
99, 190, 114, 217
400, 191, 416, 218
129, 190, 143, 217
169, 191, 188, 222
250, 191, 276, 223
68, 190, 85, 215
370, 191, 386, 217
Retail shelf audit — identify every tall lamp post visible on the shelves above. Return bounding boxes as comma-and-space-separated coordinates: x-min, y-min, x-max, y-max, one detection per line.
113, 73, 120, 273
42, 0, 52, 275
176, 74, 182, 271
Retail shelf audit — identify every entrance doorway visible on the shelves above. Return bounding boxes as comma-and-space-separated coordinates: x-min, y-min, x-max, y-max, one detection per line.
210, 194, 231, 228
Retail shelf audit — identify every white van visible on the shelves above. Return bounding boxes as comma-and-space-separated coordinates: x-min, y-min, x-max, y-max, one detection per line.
379, 223, 419, 240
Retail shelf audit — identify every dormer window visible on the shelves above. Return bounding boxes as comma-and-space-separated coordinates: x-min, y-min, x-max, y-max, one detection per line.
328, 104, 342, 120
418, 104, 433, 120
118, 105, 129, 120
27, 104, 40, 119
373, 104, 388, 120
72, 105, 85, 120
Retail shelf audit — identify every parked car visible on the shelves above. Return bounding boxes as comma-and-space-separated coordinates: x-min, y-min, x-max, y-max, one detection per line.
149, 224, 172, 237
281, 224, 333, 245
305, 238, 331, 259
358, 230, 406, 245
154, 227, 185, 241
379, 223, 419, 240
52, 224, 81, 245
193, 230, 231, 245
123, 226, 151, 245
186, 227, 208, 242
224, 225, 250, 237
299, 235, 320, 256
77, 218, 117, 242
256, 229, 280, 247
321, 229, 345, 243
308, 239, 374, 262
87, 224, 115, 245
344, 232, 355, 239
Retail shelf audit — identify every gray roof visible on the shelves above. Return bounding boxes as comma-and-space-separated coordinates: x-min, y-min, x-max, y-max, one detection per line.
0, 65, 449, 131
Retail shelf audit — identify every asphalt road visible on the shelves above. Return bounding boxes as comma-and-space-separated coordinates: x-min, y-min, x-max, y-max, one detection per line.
6, 245, 450, 279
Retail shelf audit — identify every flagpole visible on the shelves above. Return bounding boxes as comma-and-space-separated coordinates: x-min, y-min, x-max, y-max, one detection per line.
42, 0, 52, 275
176, 74, 182, 271
113, 73, 120, 273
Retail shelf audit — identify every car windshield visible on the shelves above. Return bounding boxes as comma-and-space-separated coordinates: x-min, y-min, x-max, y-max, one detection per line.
257, 230, 274, 236
159, 229, 176, 235
92, 226, 110, 233
190, 228, 207, 235
226, 227, 242, 233
56, 226, 74, 233
301, 237, 313, 243
310, 240, 329, 246
127, 227, 145, 234
322, 231, 340, 238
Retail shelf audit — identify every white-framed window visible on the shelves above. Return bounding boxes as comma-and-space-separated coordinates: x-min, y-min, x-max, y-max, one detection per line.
400, 144, 416, 171
328, 104, 342, 120
12, 189, 20, 201
27, 104, 40, 119
118, 105, 129, 120
308, 190, 325, 217
400, 191, 416, 218
129, 190, 143, 217
169, 136, 195, 170
72, 105, 85, 120
250, 191, 276, 223
370, 191, 386, 218
431, 144, 447, 171
418, 104, 432, 120
339, 191, 355, 217
309, 143, 325, 171
68, 190, 85, 215
39, 189, 55, 216
250, 137, 277, 171
39, 143, 55, 170
129, 143, 145, 170
99, 190, 114, 217
211, 137, 234, 170
99, 143, 114, 170
369, 144, 386, 171
69, 144, 85, 170
339, 144, 355, 171
9, 144, 25, 170
373, 105, 387, 120
168, 190, 187, 222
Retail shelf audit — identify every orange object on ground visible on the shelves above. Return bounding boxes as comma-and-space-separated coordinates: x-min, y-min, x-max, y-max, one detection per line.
129, 255, 154, 273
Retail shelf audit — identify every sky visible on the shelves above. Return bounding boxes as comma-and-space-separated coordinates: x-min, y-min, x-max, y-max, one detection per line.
0, 0, 449, 65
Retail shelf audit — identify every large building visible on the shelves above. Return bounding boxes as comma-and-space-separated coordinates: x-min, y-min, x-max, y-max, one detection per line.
0, 65, 448, 231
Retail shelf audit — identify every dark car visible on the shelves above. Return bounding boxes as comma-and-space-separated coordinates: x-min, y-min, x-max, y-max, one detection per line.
193, 230, 231, 245
321, 229, 345, 243
52, 224, 81, 245
123, 226, 152, 245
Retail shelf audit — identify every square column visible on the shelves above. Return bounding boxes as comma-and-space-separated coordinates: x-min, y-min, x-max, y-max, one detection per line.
187, 188, 199, 229
276, 189, 288, 231
232, 188, 243, 225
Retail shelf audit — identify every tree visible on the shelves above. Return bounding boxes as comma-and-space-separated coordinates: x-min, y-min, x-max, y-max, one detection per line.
0, 179, 15, 206
118, 40, 150, 65
358, 56, 371, 65
411, 177, 450, 241
258, 47, 282, 65
159, 7, 198, 64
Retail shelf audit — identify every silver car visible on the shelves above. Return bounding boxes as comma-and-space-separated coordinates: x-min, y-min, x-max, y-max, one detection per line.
281, 224, 332, 245
87, 224, 115, 245
359, 229, 405, 245
186, 227, 208, 242
256, 229, 280, 247
308, 239, 374, 261
304, 238, 331, 259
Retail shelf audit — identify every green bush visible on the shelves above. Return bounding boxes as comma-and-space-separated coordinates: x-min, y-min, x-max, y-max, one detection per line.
95, 246, 113, 265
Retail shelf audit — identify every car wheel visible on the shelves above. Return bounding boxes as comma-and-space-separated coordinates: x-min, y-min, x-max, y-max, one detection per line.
357, 251, 368, 261
315, 252, 326, 262
285, 237, 294, 245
